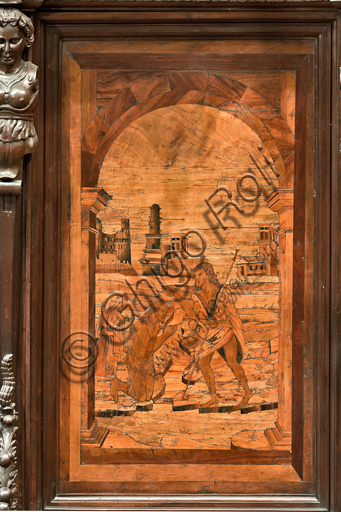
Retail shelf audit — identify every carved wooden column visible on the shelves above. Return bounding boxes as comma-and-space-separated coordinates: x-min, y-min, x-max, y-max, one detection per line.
80, 188, 110, 439
265, 189, 293, 450
0, 187, 21, 511
0, 4, 40, 509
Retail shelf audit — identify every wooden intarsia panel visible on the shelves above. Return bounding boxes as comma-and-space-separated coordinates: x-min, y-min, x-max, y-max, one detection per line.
59, 38, 305, 488
94, 103, 282, 451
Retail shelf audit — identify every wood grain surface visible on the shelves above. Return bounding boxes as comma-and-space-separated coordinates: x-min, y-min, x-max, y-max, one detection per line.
20, 10, 339, 510
90, 102, 281, 454
58, 27, 317, 499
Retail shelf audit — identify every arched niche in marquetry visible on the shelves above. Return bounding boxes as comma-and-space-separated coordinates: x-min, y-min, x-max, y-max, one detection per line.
81, 71, 295, 452
81, 72, 294, 190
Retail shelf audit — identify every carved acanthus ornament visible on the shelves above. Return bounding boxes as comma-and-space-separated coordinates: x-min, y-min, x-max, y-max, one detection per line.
0, 355, 17, 511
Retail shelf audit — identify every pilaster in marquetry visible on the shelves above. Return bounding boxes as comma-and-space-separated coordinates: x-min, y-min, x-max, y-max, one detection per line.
266, 189, 293, 450
80, 188, 111, 432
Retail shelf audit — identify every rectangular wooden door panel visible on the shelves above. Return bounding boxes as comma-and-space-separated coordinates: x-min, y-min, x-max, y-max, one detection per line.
32, 10, 338, 511
61, 36, 307, 488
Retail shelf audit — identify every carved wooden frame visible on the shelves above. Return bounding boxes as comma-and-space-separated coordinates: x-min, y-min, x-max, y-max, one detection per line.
17, 5, 341, 511
69, 45, 294, 468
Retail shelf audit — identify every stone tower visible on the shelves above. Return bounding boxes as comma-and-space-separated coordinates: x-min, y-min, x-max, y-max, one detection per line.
141, 204, 163, 275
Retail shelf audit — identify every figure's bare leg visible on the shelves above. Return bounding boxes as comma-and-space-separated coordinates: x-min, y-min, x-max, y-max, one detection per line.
222, 337, 252, 406
110, 376, 129, 402
152, 374, 166, 402
197, 353, 218, 407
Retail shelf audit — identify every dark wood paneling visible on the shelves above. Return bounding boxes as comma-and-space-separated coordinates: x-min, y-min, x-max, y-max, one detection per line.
19, 8, 340, 510
330, 16, 341, 512
41, 1, 336, 9
313, 18, 332, 509
72, 53, 306, 71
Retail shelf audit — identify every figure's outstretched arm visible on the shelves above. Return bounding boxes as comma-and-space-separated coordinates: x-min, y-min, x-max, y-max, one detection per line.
153, 325, 178, 352
168, 287, 199, 322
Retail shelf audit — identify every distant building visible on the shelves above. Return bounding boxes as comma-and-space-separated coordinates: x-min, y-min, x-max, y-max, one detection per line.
141, 204, 163, 275
160, 242, 171, 257
169, 233, 188, 258
101, 232, 116, 254
237, 256, 266, 277
258, 224, 277, 276
115, 219, 131, 264
96, 253, 137, 276
140, 205, 206, 276
97, 218, 131, 263
236, 224, 278, 277
96, 218, 136, 275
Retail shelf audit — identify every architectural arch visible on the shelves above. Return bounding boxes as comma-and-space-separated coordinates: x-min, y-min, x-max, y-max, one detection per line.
80, 71, 295, 452
81, 72, 294, 189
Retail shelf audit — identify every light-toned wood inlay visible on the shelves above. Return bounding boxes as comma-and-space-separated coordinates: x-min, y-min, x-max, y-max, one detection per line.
94, 105, 282, 451
69, 57, 83, 476
281, 72, 296, 135
98, 105, 279, 279
72, 463, 301, 482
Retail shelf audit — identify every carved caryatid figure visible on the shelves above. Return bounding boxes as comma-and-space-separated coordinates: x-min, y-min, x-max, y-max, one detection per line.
0, 8, 38, 182
0, 8, 38, 510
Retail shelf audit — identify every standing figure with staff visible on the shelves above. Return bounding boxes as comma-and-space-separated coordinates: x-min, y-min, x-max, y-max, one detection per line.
167, 256, 253, 408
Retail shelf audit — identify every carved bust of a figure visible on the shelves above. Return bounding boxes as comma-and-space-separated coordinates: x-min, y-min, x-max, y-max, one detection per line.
0, 8, 38, 182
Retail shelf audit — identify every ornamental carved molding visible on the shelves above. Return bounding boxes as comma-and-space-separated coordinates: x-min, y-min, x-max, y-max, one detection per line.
0, 355, 17, 511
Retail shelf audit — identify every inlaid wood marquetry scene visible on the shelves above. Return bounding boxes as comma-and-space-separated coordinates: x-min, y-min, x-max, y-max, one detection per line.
58, 34, 316, 487
93, 97, 287, 452
64, 55, 294, 456
0, 3, 335, 507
